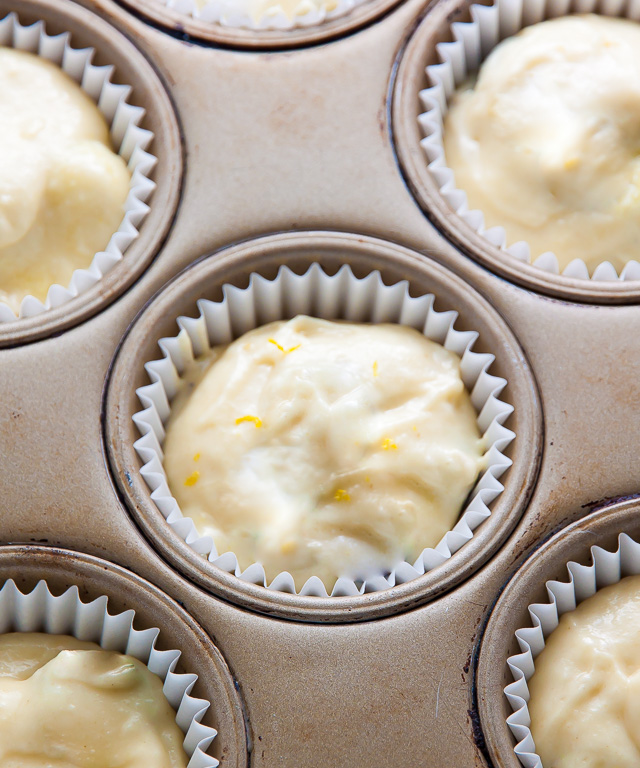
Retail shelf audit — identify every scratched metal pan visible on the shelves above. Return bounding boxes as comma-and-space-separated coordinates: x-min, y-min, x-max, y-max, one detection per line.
0, 0, 640, 765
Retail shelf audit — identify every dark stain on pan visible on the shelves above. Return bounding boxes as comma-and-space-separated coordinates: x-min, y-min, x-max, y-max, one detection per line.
467, 708, 486, 754
581, 493, 640, 512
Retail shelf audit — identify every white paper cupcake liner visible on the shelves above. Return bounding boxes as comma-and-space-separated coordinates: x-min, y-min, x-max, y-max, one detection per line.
418, 0, 640, 282
132, 262, 515, 597
0, 577, 217, 767
505, 532, 640, 768
0, 12, 156, 322
158, 0, 365, 31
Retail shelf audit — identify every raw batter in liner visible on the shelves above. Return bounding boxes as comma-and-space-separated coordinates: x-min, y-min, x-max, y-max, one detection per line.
529, 575, 640, 768
444, 14, 640, 273
0, 48, 130, 313
0, 632, 187, 767
164, 316, 484, 589
192, 0, 338, 24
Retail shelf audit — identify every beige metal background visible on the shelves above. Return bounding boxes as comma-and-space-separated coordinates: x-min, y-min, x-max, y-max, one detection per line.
1, 0, 640, 765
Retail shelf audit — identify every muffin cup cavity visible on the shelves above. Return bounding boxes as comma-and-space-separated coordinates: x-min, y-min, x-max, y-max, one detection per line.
132, 261, 514, 598
0, 576, 217, 767
106, 232, 542, 621
120, 0, 401, 47
417, 0, 640, 283
0, 11, 157, 323
504, 532, 640, 768
154, 0, 365, 32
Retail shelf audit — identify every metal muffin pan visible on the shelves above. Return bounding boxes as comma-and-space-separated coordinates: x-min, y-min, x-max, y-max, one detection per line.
1, 0, 640, 765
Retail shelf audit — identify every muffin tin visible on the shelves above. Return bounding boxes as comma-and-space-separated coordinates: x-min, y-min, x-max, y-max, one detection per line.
2, 0, 640, 765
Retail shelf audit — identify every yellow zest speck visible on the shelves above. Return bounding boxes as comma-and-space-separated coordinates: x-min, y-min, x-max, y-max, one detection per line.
269, 338, 300, 355
373, 360, 378, 377
382, 438, 398, 451
184, 470, 200, 487
193, 452, 201, 462
412, 425, 417, 432
564, 157, 579, 171
365, 476, 370, 484
235, 415, 263, 428
280, 540, 296, 555
334, 489, 351, 502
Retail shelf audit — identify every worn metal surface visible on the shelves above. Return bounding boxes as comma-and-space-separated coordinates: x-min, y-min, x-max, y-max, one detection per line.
1, 0, 640, 765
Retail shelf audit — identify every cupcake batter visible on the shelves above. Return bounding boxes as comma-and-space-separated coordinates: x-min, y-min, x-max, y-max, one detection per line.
0, 48, 130, 313
0, 633, 187, 767
530, 575, 640, 767
194, 0, 338, 23
164, 316, 484, 589
444, 15, 640, 273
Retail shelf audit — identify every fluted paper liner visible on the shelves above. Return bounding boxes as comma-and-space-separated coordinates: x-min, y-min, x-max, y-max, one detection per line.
132, 263, 514, 597
505, 532, 640, 767
156, 0, 367, 32
418, 0, 640, 282
0, 12, 156, 322
0, 578, 217, 767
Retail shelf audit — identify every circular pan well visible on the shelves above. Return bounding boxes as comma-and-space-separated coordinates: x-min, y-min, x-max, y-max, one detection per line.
105, 230, 542, 623
477, 497, 640, 768
0, 0, 182, 347
117, 0, 403, 49
0, 544, 247, 767
391, 0, 640, 305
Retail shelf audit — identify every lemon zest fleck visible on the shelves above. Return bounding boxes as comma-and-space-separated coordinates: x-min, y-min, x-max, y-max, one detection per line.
235, 415, 263, 428
365, 476, 371, 484
382, 438, 398, 451
269, 338, 300, 355
184, 470, 200, 487
334, 489, 351, 502
193, 452, 201, 462
373, 360, 378, 377
280, 540, 296, 555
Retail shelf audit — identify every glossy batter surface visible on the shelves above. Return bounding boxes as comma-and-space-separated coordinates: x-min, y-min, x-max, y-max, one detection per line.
444, 15, 640, 272
164, 316, 484, 589
0, 48, 130, 312
530, 576, 640, 767
0, 633, 187, 767
194, 0, 338, 23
